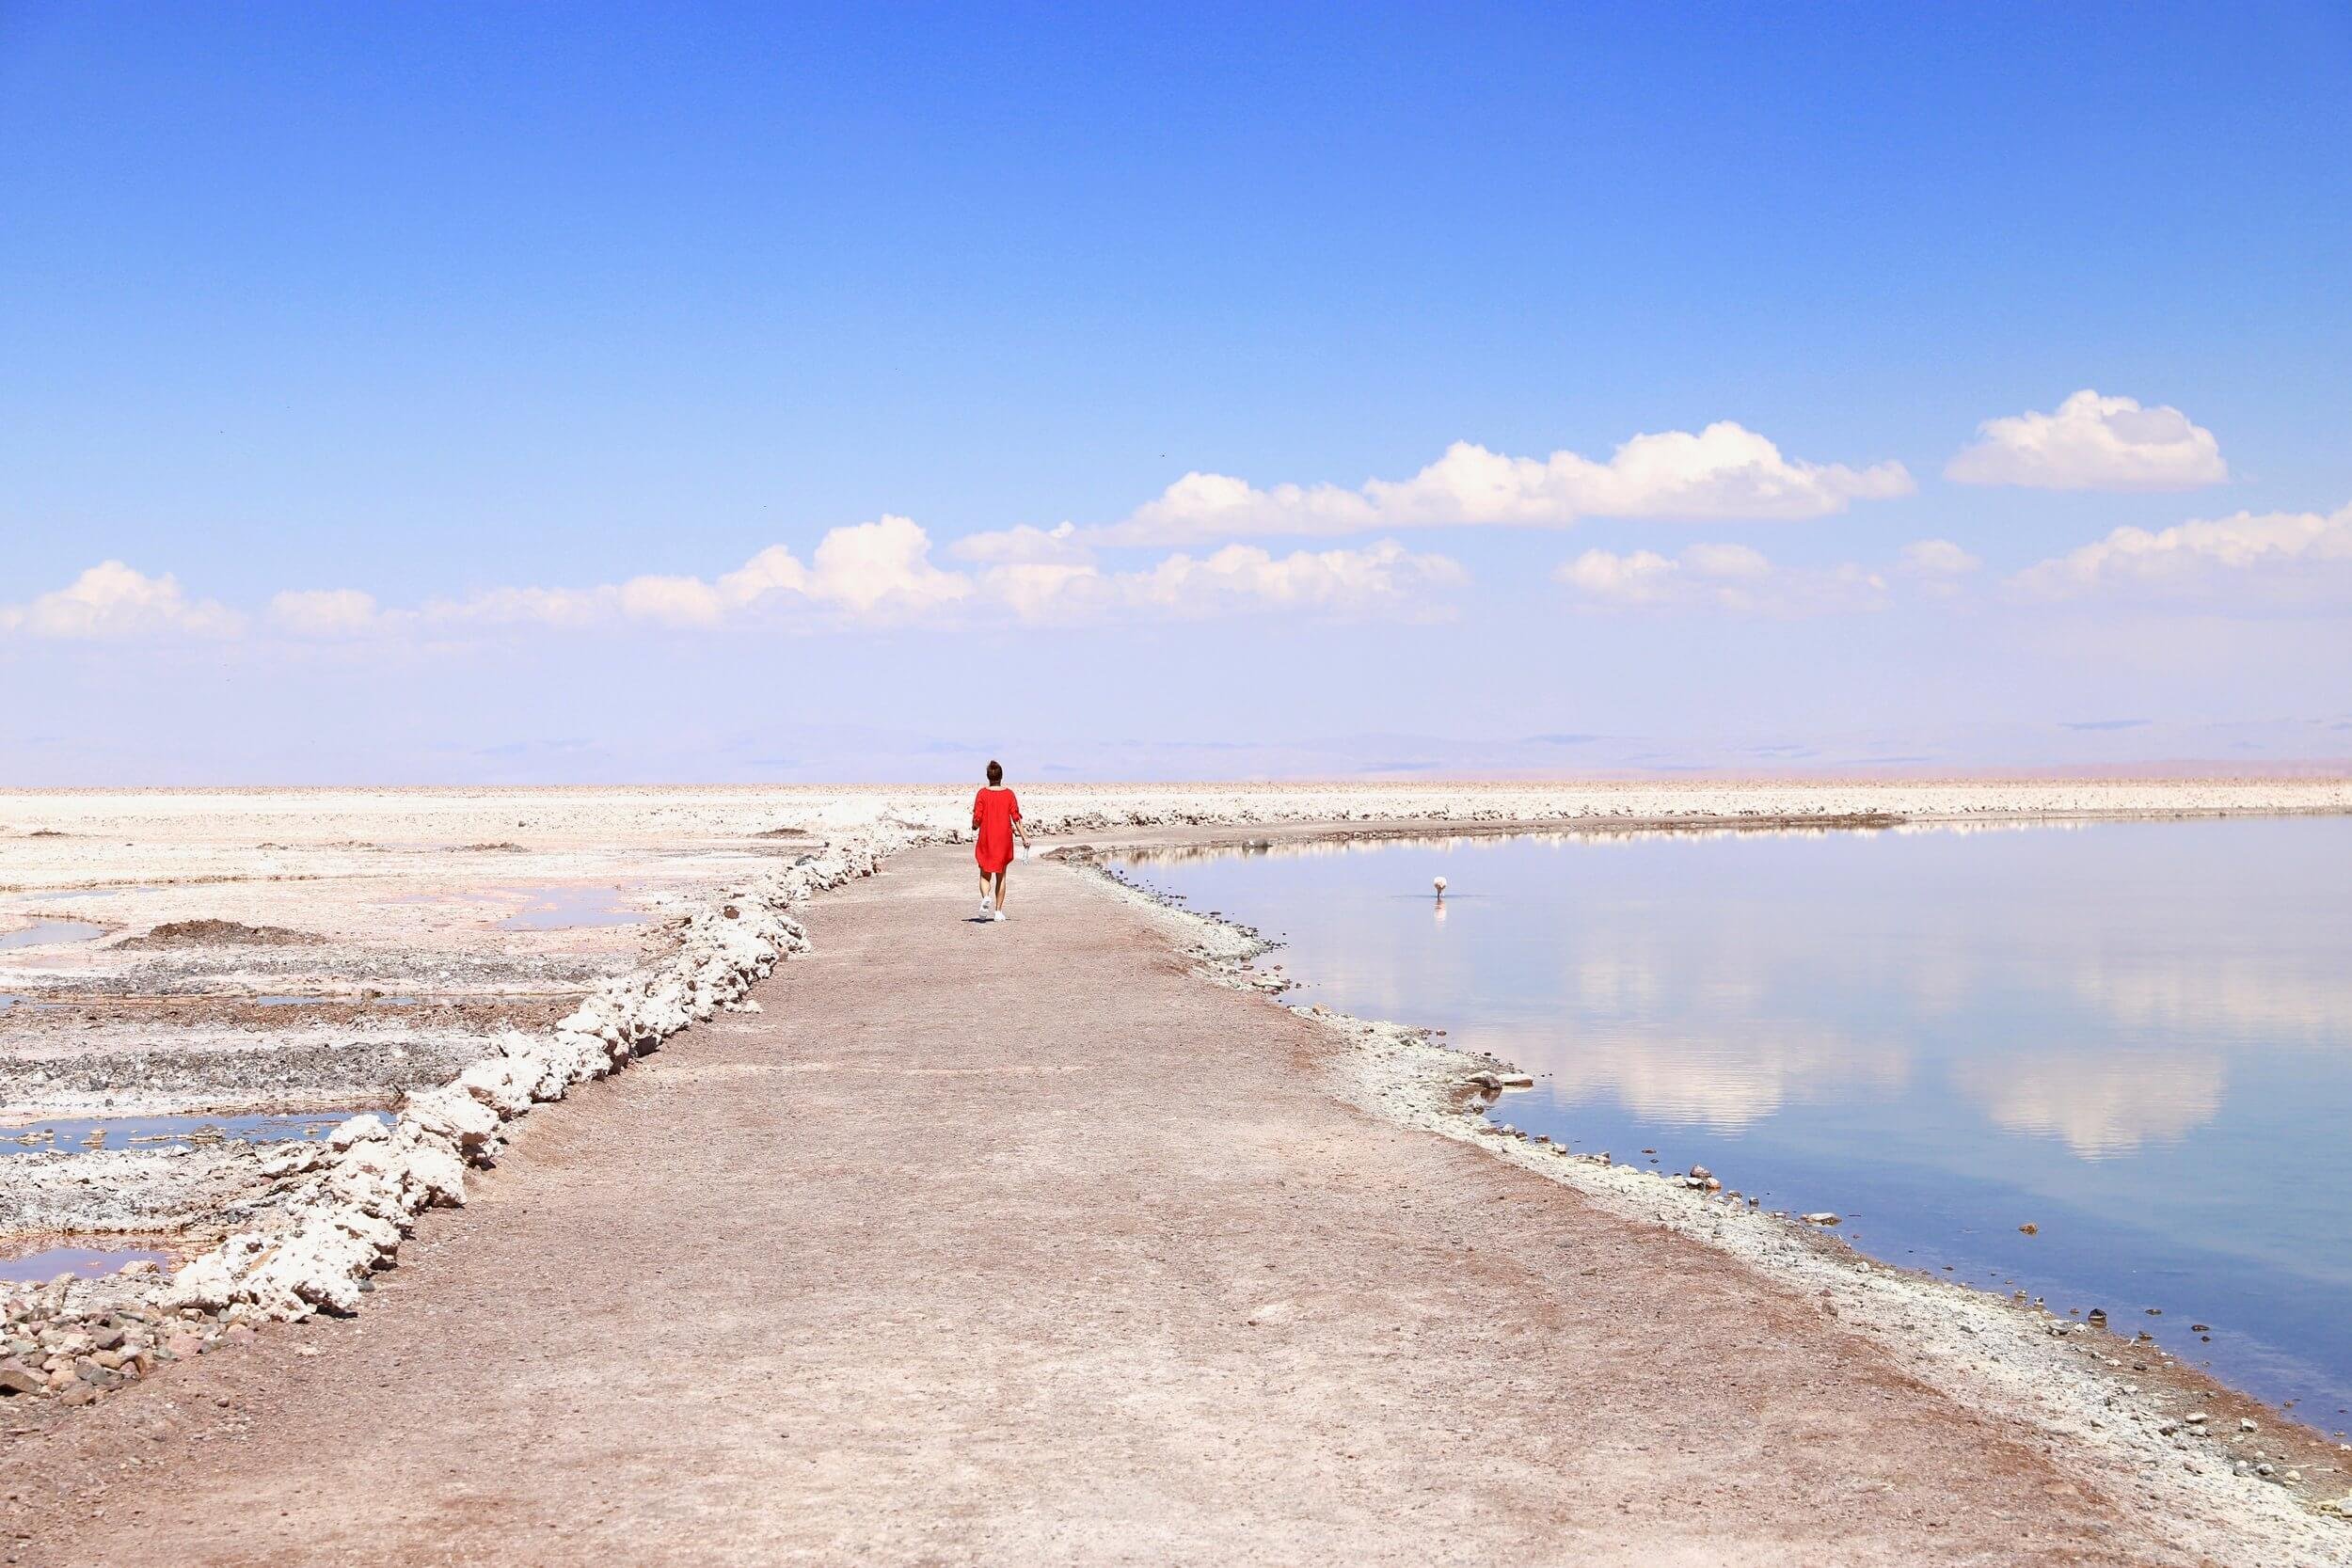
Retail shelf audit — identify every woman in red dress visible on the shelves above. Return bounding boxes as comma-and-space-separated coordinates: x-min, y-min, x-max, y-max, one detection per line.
972, 759, 1028, 922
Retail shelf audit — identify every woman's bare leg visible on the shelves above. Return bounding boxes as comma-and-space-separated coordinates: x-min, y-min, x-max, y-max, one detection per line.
993, 871, 1007, 911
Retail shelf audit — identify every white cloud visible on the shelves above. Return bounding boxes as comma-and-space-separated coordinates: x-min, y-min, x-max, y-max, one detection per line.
1899, 539, 1981, 576
13, 524, 1457, 644
1126, 541, 1467, 618
1556, 548, 1681, 604
243, 517, 1440, 638
1947, 389, 2227, 491
1556, 545, 1887, 615
1680, 542, 1772, 578
437, 583, 618, 630
1045, 423, 1913, 548
2009, 501, 2352, 608
977, 562, 1108, 622
0, 562, 243, 640
984, 541, 1468, 625
268, 588, 382, 637
946, 521, 1087, 565
614, 576, 726, 628
425, 515, 975, 631
782, 515, 972, 616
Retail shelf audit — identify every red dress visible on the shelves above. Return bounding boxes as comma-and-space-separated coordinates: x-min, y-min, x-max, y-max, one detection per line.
973, 787, 1021, 874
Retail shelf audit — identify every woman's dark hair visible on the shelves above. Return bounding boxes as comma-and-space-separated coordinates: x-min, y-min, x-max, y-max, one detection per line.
986, 759, 1004, 784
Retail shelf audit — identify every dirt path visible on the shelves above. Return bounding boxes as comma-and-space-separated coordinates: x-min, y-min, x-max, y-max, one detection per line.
2, 845, 2214, 1566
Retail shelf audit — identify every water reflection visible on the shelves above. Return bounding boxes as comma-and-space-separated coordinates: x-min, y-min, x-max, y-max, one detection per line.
1534, 1021, 1907, 1129
1955, 1048, 2228, 1159
1117, 816, 2352, 1415
0, 919, 106, 950
0, 1245, 170, 1283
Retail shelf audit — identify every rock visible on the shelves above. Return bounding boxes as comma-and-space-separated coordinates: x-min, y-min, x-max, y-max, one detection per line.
0, 1366, 41, 1396
57, 1383, 97, 1407
2240, 1418, 2258, 1432
2018, 1223, 2038, 1235
1801, 1212, 1841, 1227
1688, 1164, 1712, 1180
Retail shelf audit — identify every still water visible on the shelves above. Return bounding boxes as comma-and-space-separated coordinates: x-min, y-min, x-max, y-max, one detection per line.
1116, 816, 2352, 1427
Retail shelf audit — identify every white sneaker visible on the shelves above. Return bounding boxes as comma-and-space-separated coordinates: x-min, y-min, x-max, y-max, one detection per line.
991, 909, 1007, 922
979, 895, 993, 914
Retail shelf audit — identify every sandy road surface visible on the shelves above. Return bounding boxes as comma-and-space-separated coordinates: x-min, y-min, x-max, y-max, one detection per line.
0, 845, 2237, 1566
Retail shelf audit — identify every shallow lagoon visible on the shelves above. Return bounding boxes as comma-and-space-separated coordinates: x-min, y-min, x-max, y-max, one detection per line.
1118, 816, 2352, 1428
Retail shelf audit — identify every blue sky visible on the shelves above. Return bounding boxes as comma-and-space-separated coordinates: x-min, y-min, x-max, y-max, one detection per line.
4, 3, 2347, 782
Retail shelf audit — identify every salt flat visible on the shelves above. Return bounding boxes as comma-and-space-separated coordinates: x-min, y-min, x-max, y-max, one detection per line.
5, 779, 2346, 1250
3, 781, 2350, 1563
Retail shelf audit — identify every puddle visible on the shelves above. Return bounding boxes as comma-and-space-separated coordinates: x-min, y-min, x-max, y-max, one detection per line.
497, 886, 645, 931
0, 920, 106, 950
1, 1110, 386, 1157
0, 1246, 171, 1283
250, 994, 421, 1006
